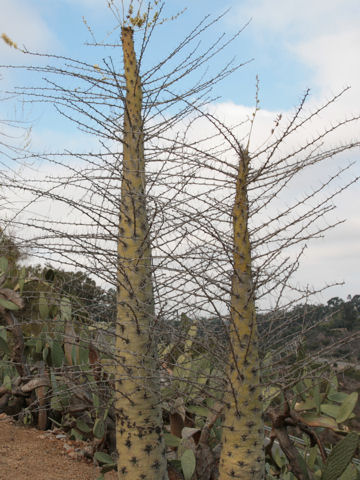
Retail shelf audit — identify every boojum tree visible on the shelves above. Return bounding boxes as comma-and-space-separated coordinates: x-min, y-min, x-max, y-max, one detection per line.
114, 19, 168, 479
172, 87, 360, 479
218, 148, 264, 479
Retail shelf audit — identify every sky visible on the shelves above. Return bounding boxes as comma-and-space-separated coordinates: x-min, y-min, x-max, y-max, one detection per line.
0, 0, 359, 304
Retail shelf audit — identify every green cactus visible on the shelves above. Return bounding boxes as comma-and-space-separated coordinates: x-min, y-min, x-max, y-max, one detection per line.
321, 433, 359, 480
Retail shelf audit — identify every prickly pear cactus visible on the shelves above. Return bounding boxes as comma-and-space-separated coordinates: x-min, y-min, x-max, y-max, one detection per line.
321, 432, 359, 480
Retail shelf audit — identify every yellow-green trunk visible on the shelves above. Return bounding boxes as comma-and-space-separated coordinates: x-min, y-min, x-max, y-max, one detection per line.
115, 26, 168, 480
218, 150, 264, 479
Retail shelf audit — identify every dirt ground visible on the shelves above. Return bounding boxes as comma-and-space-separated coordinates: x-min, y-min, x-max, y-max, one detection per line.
0, 414, 117, 480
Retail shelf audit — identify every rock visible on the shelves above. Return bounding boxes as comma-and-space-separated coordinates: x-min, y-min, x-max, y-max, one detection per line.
68, 451, 80, 460
82, 445, 94, 458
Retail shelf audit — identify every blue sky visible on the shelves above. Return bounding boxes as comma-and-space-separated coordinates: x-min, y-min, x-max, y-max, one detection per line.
1, 0, 359, 302
1, 0, 359, 139
2, 0, 359, 121
0, 0, 317, 110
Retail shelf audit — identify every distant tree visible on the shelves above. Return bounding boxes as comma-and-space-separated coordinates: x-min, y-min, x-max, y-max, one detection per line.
24, 265, 117, 324
0, 229, 23, 267
327, 297, 344, 309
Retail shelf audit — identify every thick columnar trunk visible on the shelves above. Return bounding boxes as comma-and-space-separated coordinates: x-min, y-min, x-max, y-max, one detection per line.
115, 26, 168, 480
218, 150, 264, 479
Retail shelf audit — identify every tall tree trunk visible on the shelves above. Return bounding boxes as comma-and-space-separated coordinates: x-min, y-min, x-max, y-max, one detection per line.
218, 150, 264, 479
115, 26, 168, 480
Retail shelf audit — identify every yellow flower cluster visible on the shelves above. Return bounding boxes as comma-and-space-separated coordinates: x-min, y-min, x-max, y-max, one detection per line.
1, 33, 18, 49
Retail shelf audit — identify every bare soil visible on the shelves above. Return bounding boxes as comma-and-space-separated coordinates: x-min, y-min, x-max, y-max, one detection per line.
0, 414, 117, 480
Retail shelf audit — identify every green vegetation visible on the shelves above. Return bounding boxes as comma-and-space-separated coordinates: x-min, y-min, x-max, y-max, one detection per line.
0, 247, 359, 479
259, 296, 360, 363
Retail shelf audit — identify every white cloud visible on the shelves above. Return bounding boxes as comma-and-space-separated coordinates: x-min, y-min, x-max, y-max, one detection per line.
233, 0, 359, 37
207, 96, 360, 302
0, 0, 58, 62
224, 1, 360, 302
233, 0, 360, 108
295, 213, 360, 299
292, 29, 360, 101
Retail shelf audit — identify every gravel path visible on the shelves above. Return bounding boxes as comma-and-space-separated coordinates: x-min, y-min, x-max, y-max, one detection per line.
0, 414, 117, 480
